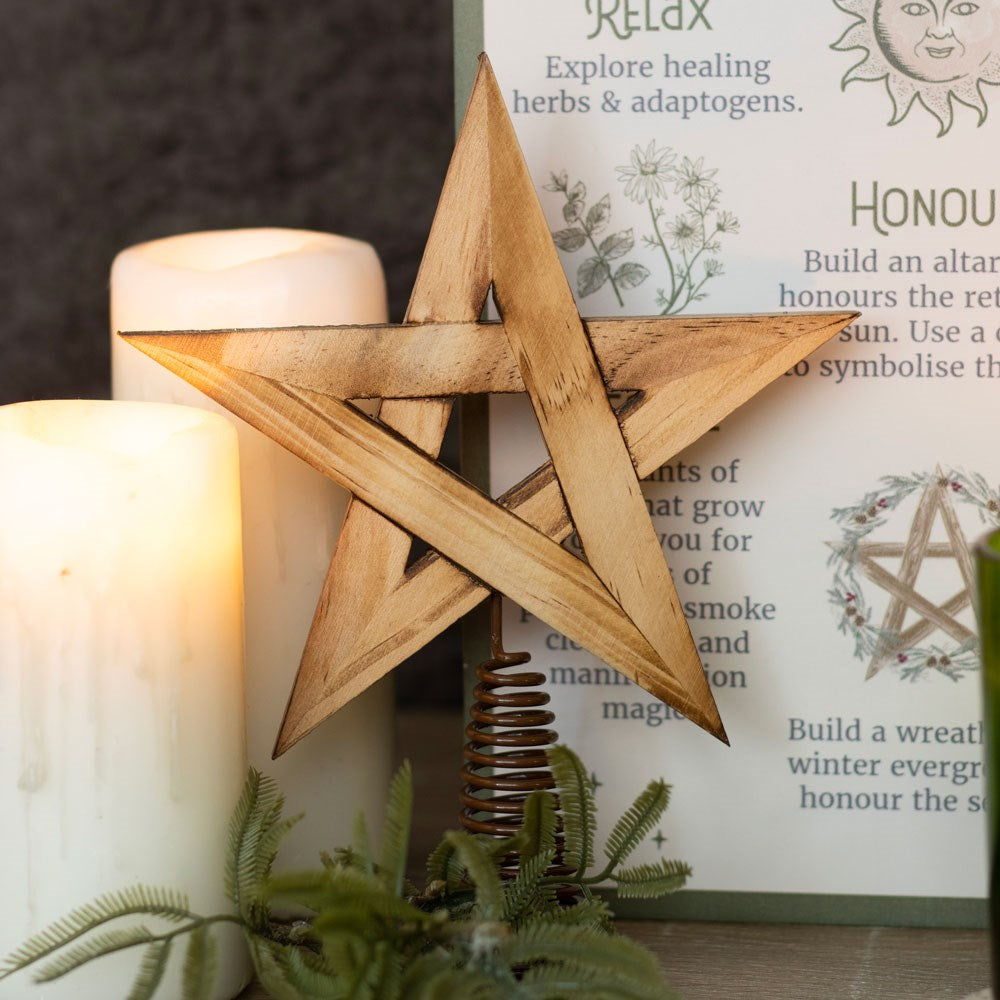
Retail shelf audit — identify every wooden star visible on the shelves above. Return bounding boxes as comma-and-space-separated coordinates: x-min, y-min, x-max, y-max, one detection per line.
121, 56, 854, 752
843, 469, 976, 678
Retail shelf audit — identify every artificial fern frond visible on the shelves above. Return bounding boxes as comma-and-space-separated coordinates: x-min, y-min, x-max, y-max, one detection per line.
425, 838, 468, 896
0, 887, 189, 979
369, 940, 403, 1000
514, 791, 558, 863
500, 849, 556, 923
425, 836, 458, 888
400, 954, 496, 1000
4, 746, 689, 1000
269, 868, 428, 928
602, 780, 669, 872
547, 746, 596, 873
35, 926, 157, 983
379, 762, 413, 897
226, 768, 297, 922
250, 937, 344, 1000
280, 946, 344, 999
125, 940, 172, 1000
532, 896, 612, 930
443, 832, 504, 921
352, 810, 375, 878
181, 925, 217, 1000
311, 901, 378, 948
518, 960, 678, 1000
504, 922, 665, 994
256, 815, 304, 877
612, 858, 691, 899
226, 769, 273, 904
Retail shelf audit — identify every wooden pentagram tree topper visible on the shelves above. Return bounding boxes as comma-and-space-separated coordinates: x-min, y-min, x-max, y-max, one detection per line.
122, 55, 856, 752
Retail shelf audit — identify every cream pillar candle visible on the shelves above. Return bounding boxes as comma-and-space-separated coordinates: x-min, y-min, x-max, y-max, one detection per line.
110, 229, 394, 869
0, 399, 248, 1000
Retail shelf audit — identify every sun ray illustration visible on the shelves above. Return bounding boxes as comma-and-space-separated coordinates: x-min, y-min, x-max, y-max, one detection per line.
832, 0, 1000, 135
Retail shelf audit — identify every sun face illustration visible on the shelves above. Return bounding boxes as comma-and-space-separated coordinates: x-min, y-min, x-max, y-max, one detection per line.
833, 0, 1000, 133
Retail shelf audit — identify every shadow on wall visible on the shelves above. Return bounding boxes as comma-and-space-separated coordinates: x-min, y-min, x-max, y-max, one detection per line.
0, 0, 461, 707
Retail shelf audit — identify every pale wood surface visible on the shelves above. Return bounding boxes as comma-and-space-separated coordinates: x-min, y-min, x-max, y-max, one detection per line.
119, 314, 857, 399
276, 59, 494, 757
237, 710, 991, 1000
121, 52, 856, 753
486, 66, 720, 740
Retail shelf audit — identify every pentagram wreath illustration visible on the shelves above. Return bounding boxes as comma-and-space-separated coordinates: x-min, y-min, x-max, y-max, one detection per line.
827, 467, 1000, 682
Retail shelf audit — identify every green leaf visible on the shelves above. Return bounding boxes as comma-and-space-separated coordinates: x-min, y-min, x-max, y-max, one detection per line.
0, 886, 190, 979
181, 925, 217, 1000
35, 926, 157, 983
400, 952, 496, 1000
226, 768, 300, 924
516, 791, 558, 862
269, 868, 427, 928
519, 960, 677, 1000
369, 941, 402, 1000
548, 746, 596, 873
586, 195, 612, 235
353, 811, 375, 878
425, 836, 458, 888
501, 849, 556, 923
534, 896, 612, 930
504, 922, 666, 995
251, 938, 344, 1000
443, 832, 504, 921
552, 227, 587, 252
603, 781, 670, 870
379, 761, 413, 897
612, 858, 691, 899
598, 228, 634, 261
125, 940, 172, 1000
576, 258, 610, 298
614, 262, 650, 290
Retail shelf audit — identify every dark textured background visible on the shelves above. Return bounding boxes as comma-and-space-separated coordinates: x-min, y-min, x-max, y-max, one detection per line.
0, 0, 461, 703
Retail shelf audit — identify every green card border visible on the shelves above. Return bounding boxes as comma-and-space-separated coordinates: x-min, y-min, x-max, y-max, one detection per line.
452, 0, 986, 931
454, 0, 484, 128
606, 891, 986, 929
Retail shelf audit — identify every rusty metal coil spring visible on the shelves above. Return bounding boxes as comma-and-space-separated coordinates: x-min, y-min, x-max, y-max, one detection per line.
459, 593, 558, 839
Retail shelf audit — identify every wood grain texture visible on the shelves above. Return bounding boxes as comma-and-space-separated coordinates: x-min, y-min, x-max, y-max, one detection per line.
298, 314, 852, 733
126, 310, 853, 747
484, 65, 719, 739
119, 313, 855, 398
276, 61, 496, 755
121, 52, 857, 753
128, 348, 679, 696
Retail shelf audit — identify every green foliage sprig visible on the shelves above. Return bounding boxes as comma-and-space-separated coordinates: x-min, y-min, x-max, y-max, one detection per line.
1, 746, 688, 999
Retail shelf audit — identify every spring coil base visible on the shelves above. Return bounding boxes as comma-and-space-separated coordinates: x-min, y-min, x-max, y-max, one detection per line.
459, 594, 557, 840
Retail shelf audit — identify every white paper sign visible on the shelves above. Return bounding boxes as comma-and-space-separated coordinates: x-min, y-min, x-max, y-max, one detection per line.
471, 0, 1000, 922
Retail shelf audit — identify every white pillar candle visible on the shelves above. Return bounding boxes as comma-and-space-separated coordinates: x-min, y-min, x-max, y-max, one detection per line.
110, 229, 395, 869
0, 399, 248, 1000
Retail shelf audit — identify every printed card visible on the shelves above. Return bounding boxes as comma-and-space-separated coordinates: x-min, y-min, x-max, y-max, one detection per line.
457, 0, 999, 924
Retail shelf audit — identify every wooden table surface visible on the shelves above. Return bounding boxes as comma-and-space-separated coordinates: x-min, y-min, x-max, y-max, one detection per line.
239, 709, 992, 999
